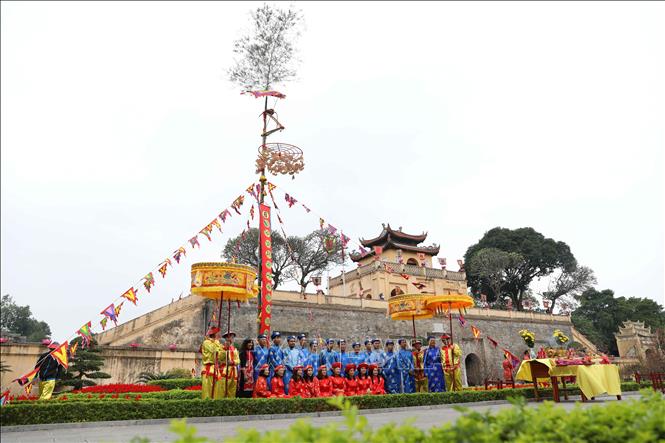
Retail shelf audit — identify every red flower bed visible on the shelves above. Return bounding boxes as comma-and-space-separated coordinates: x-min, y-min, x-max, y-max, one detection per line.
73, 384, 165, 394
184, 385, 202, 391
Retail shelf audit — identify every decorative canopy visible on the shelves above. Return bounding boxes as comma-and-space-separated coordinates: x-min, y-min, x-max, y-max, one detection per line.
425, 294, 475, 313
388, 294, 434, 321
191, 262, 258, 302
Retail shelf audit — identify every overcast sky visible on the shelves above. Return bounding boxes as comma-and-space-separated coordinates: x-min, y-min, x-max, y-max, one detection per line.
2, 1, 663, 341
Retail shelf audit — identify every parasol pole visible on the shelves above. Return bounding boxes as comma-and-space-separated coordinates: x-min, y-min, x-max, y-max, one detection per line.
448, 301, 457, 391
212, 294, 224, 397
225, 298, 232, 397
412, 315, 417, 339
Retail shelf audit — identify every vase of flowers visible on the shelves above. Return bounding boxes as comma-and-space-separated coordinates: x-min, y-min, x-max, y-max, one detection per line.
553, 329, 570, 348
519, 329, 536, 358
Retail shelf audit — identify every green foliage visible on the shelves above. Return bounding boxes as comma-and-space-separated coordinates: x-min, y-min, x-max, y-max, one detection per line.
465, 227, 576, 310
0, 294, 51, 341
146, 378, 201, 390
58, 338, 111, 390
572, 288, 665, 354
162, 390, 665, 443
136, 368, 192, 383
1, 383, 646, 425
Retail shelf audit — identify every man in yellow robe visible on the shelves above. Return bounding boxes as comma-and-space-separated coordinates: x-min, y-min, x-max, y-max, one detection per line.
219, 331, 240, 398
200, 327, 223, 400
440, 333, 463, 391
411, 339, 428, 393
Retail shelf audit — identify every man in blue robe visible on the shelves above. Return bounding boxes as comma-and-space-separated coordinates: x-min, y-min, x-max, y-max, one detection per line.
319, 338, 338, 375
349, 342, 365, 368
362, 340, 373, 363
339, 339, 353, 368
423, 336, 445, 392
382, 340, 401, 394
283, 335, 302, 394
268, 331, 285, 384
253, 334, 270, 381
368, 338, 385, 368
297, 333, 310, 364
304, 340, 320, 368
397, 338, 416, 393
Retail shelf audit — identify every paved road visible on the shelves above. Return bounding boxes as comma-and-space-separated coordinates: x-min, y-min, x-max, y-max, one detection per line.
1, 393, 636, 443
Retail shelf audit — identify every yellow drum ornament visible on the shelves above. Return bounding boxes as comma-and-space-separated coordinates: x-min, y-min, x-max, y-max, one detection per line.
191, 262, 258, 302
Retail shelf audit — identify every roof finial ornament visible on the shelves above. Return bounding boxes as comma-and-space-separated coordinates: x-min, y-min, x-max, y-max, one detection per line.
381, 223, 386, 229
398, 226, 402, 231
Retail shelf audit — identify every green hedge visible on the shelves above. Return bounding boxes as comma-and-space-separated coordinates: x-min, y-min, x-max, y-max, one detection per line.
0, 382, 644, 426
146, 378, 201, 390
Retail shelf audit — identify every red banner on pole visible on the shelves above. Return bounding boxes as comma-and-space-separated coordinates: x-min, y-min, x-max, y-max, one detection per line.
259, 204, 273, 335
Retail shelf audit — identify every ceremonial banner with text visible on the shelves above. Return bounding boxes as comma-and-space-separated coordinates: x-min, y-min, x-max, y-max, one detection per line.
259, 204, 273, 335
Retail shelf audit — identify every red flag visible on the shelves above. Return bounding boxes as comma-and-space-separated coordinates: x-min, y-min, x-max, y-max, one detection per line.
487, 336, 498, 348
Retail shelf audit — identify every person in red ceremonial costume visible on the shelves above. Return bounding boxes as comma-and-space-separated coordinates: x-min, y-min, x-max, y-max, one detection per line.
317, 365, 333, 397
502, 353, 514, 383
303, 365, 319, 398
330, 362, 346, 396
288, 365, 306, 397
253, 364, 273, 398
369, 364, 385, 395
523, 350, 531, 361
270, 365, 290, 398
344, 364, 358, 396
537, 347, 547, 359
356, 363, 371, 395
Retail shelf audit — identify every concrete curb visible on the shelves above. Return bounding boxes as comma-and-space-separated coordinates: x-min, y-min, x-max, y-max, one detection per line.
0, 392, 639, 433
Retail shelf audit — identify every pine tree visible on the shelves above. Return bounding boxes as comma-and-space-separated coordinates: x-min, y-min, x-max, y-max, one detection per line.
59, 337, 111, 390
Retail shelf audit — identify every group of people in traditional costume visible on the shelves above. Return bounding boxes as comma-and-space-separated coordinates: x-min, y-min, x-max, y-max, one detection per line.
199, 327, 463, 400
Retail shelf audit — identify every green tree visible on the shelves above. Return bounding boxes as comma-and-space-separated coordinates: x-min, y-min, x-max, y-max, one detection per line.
541, 265, 597, 314
285, 229, 345, 296
571, 288, 665, 355
464, 227, 576, 311
0, 294, 51, 342
465, 248, 525, 307
222, 228, 291, 289
59, 338, 111, 390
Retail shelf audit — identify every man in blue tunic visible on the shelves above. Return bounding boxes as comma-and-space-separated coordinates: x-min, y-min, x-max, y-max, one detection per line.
382, 340, 401, 394
283, 335, 301, 394
368, 338, 385, 368
397, 338, 416, 393
319, 338, 338, 375
362, 340, 373, 363
423, 336, 445, 392
297, 333, 310, 363
339, 339, 353, 368
349, 342, 365, 367
304, 340, 320, 368
253, 333, 270, 382
268, 331, 285, 384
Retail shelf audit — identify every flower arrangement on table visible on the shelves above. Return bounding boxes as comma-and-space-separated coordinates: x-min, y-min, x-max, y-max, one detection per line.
519, 329, 535, 348
553, 329, 570, 347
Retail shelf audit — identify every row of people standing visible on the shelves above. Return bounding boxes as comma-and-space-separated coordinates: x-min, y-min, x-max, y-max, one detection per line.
245, 331, 463, 396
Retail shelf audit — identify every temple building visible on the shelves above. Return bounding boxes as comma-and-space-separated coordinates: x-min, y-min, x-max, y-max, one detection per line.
328, 224, 467, 299
614, 320, 660, 362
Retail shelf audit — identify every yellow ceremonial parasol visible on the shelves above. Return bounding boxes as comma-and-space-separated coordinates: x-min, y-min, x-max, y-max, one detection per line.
191, 262, 258, 331
388, 293, 435, 338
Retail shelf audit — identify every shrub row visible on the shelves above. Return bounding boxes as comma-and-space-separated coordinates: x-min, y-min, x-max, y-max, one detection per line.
0, 382, 645, 426
146, 378, 201, 390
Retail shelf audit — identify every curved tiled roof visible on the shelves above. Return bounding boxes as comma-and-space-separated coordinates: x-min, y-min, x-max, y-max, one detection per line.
359, 223, 428, 247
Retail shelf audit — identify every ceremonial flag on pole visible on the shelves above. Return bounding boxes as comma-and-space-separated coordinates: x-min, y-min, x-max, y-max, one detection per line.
51, 341, 69, 369
267, 182, 277, 192
487, 336, 498, 348
327, 224, 337, 235
458, 310, 467, 327
471, 325, 481, 339
77, 322, 93, 347
114, 302, 124, 319
121, 287, 139, 305
503, 349, 521, 368
232, 195, 245, 214
14, 368, 38, 387
319, 218, 325, 229
100, 317, 108, 330
189, 236, 200, 249
341, 234, 350, 248
219, 209, 231, 223
242, 90, 286, 99
438, 257, 447, 269
143, 273, 155, 293
173, 247, 186, 264
246, 184, 257, 198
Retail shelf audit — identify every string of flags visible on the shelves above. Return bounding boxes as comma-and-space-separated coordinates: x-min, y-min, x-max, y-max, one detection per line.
9, 182, 260, 395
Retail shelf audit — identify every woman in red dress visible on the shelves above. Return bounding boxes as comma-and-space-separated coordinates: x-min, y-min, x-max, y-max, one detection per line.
369, 364, 385, 395
252, 364, 273, 398
330, 362, 346, 396
356, 362, 371, 396
502, 354, 514, 382
270, 365, 290, 398
344, 364, 358, 396
288, 365, 306, 398
303, 365, 319, 398
317, 365, 332, 397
